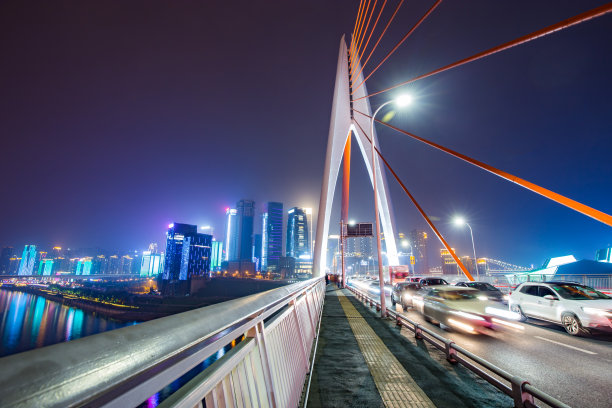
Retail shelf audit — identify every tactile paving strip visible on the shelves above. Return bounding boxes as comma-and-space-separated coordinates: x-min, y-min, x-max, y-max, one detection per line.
337, 291, 436, 408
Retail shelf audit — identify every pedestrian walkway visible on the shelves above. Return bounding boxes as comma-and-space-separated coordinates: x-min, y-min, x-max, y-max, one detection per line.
305, 286, 512, 408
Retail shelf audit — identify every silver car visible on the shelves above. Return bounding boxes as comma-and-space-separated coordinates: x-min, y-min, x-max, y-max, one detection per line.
508, 281, 612, 336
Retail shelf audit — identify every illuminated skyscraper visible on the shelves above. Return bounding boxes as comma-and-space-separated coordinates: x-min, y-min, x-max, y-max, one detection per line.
18, 245, 37, 276
236, 199, 255, 261
252, 234, 262, 271
140, 251, 163, 277
162, 222, 212, 295
410, 230, 429, 275
262, 202, 283, 272
211, 240, 223, 271
224, 208, 238, 261
440, 248, 458, 275
287, 207, 310, 258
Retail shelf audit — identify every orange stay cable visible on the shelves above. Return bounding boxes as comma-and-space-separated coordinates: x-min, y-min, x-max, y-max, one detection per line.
352, 0, 442, 95
351, 0, 404, 85
351, 0, 378, 73
350, 0, 388, 78
349, 0, 366, 65
352, 118, 474, 281
356, 2, 612, 101
351, 0, 371, 65
353, 108, 612, 228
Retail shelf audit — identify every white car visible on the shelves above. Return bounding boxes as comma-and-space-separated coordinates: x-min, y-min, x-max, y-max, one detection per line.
508, 281, 612, 336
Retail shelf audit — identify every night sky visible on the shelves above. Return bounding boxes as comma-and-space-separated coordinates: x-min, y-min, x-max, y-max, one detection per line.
1, 1, 611, 268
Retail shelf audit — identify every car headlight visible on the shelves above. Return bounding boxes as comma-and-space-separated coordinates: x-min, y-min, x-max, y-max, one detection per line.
477, 295, 488, 301
582, 307, 612, 317
486, 306, 521, 320
450, 310, 486, 321
503, 294, 509, 301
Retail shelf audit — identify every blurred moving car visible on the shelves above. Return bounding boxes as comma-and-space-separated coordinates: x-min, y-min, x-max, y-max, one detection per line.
509, 281, 612, 336
391, 282, 422, 310
412, 286, 511, 334
455, 281, 507, 303
419, 277, 449, 286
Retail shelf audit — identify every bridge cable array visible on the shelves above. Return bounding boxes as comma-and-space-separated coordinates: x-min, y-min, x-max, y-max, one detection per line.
349, 0, 388, 79
354, 2, 612, 101
352, 107, 612, 228
350, 0, 379, 75
351, 117, 475, 280
351, 0, 442, 95
351, 0, 404, 84
348, 0, 366, 68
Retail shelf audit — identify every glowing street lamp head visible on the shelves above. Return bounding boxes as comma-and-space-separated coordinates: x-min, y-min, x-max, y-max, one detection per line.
168, 223, 174, 229
401, 240, 410, 248
395, 94, 413, 108
348, 219, 356, 226
453, 217, 466, 227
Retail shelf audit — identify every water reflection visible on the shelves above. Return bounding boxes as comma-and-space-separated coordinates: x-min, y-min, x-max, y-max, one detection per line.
0, 289, 137, 357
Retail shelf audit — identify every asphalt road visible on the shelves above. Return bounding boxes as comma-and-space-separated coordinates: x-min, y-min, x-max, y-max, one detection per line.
360, 289, 612, 408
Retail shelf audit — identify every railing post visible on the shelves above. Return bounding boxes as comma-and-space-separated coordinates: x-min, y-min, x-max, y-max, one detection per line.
248, 321, 277, 408
510, 376, 535, 408
445, 340, 458, 364
415, 324, 423, 340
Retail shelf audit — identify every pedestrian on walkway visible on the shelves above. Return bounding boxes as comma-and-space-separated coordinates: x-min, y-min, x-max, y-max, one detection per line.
325, 274, 329, 285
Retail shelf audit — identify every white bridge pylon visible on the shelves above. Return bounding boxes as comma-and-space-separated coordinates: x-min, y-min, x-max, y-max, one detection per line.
313, 35, 399, 277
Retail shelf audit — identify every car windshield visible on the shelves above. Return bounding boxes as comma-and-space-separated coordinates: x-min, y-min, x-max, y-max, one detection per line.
551, 284, 610, 300
466, 282, 497, 291
425, 279, 447, 285
435, 290, 477, 300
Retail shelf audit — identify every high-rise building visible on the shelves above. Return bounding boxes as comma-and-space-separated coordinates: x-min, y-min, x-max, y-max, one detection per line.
179, 233, 212, 280
18, 245, 37, 276
287, 207, 310, 258
252, 234, 262, 271
262, 202, 283, 272
162, 222, 212, 295
211, 239, 223, 271
224, 208, 238, 261
440, 248, 458, 275
163, 223, 197, 281
236, 199, 255, 261
0, 247, 14, 274
410, 230, 429, 275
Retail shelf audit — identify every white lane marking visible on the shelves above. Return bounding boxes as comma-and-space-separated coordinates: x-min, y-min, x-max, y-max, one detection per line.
534, 336, 597, 355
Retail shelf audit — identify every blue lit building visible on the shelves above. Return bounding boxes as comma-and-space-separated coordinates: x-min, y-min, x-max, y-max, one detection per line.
162, 223, 212, 295
224, 208, 238, 261
252, 234, 262, 271
263, 202, 283, 272
287, 207, 312, 275
18, 245, 37, 276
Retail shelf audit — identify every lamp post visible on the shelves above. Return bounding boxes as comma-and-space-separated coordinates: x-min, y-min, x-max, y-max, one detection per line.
370, 94, 412, 317
453, 217, 479, 280
401, 239, 414, 274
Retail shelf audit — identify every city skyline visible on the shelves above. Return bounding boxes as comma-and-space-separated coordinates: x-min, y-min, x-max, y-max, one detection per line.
1, 1, 611, 269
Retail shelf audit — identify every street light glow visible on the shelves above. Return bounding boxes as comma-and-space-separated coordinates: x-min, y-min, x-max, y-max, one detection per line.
453, 216, 466, 226
200, 226, 211, 230
401, 239, 410, 248
348, 219, 356, 226
395, 94, 413, 107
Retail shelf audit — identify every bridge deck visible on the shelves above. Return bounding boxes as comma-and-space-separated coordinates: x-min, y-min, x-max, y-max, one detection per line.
306, 285, 512, 407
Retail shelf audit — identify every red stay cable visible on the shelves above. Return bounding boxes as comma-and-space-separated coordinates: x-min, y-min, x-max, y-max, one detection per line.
350, 0, 388, 78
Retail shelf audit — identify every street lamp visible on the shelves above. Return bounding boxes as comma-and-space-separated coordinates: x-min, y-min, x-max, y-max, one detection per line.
370, 94, 413, 317
401, 239, 414, 274
453, 216, 479, 280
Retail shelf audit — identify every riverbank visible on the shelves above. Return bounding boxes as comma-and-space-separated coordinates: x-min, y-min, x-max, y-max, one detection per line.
1, 278, 290, 322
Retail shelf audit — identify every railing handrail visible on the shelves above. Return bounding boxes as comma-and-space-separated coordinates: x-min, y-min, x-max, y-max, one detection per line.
0, 277, 324, 408
347, 285, 572, 408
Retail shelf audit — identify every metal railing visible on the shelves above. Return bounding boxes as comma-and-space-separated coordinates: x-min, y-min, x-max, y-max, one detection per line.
347, 285, 571, 408
0, 277, 326, 408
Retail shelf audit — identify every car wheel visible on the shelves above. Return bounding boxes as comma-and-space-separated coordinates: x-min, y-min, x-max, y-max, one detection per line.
510, 304, 527, 322
562, 314, 586, 336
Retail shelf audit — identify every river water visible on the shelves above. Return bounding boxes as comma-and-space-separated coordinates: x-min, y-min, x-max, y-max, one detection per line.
0, 288, 137, 357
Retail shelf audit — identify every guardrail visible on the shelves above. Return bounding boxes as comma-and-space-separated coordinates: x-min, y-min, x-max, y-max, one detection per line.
0, 277, 325, 408
347, 285, 571, 408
